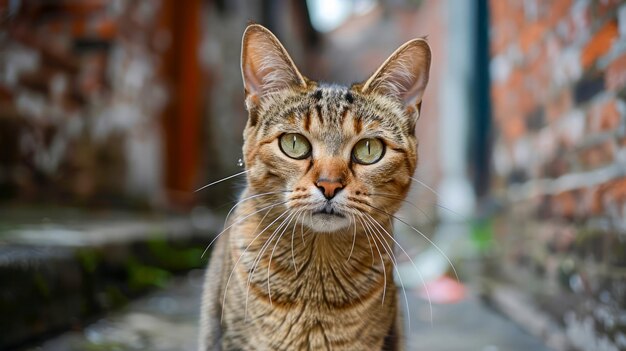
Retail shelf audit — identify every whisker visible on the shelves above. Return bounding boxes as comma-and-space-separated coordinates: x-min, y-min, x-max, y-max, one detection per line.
366, 204, 460, 283
370, 193, 433, 222
224, 191, 289, 225
409, 176, 440, 198
267, 210, 300, 303
346, 213, 357, 263
362, 213, 432, 327
372, 192, 463, 219
403, 175, 466, 219
357, 215, 387, 305
245, 210, 295, 314
428, 203, 463, 219
291, 210, 305, 273
222, 208, 290, 323
361, 214, 412, 324
246, 211, 293, 315
195, 170, 250, 192
201, 200, 288, 258
302, 211, 312, 245
360, 215, 376, 264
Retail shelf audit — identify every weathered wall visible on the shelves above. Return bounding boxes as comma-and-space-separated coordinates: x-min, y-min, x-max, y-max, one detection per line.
488, 0, 626, 349
0, 1, 167, 206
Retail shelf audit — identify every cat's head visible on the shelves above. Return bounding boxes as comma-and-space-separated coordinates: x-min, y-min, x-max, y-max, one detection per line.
240, 24, 430, 233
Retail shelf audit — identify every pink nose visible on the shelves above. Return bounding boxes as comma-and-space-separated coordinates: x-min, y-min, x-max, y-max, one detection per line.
316, 179, 343, 199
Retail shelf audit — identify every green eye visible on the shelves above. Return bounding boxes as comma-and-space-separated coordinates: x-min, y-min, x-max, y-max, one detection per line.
352, 138, 385, 165
279, 133, 311, 159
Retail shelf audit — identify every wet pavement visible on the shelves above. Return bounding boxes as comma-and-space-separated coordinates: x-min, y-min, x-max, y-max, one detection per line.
25, 270, 205, 351
26, 268, 554, 351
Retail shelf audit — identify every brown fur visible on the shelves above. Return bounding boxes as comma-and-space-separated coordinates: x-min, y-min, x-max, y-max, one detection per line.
199, 24, 430, 351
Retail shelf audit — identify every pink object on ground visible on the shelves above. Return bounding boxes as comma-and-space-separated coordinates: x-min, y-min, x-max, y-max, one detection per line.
417, 276, 467, 304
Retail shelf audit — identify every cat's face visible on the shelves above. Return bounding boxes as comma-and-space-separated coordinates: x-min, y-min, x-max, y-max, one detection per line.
240, 25, 430, 233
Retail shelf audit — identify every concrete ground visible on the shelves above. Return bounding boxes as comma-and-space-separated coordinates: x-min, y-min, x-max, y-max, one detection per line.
27, 269, 553, 351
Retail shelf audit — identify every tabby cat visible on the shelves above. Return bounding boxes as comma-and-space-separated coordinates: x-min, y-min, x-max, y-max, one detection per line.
199, 24, 431, 351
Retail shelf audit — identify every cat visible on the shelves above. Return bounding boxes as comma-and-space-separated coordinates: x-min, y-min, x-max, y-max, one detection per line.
199, 24, 430, 351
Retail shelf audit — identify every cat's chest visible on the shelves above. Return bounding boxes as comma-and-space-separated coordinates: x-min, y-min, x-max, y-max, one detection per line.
234, 233, 388, 302
237, 294, 392, 351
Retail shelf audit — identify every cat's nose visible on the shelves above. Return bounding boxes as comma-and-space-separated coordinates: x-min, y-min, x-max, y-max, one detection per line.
316, 179, 344, 199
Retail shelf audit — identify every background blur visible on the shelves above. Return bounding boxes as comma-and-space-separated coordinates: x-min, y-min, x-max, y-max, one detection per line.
0, 0, 625, 350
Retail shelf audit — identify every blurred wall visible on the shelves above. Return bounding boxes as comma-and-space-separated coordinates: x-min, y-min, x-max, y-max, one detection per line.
0, 0, 317, 209
488, 1, 626, 349
0, 0, 168, 207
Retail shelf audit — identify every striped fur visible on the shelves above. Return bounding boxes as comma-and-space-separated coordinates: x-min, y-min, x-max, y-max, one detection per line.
199, 24, 430, 351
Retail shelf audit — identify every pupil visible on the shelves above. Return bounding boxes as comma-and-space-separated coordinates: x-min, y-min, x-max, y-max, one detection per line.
292, 135, 296, 150
367, 140, 371, 155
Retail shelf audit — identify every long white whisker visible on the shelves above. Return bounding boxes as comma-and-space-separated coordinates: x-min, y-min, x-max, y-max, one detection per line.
302, 211, 311, 245
346, 213, 357, 263
222, 208, 290, 322
363, 213, 431, 328
201, 200, 288, 258
291, 210, 304, 273
409, 176, 440, 198
405, 178, 464, 218
267, 210, 300, 303
357, 215, 387, 305
245, 210, 294, 314
359, 215, 376, 264
370, 193, 433, 222
362, 214, 411, 322
367, 204, 460, 283
224, 191, 288, 226
195, 170, 250, 192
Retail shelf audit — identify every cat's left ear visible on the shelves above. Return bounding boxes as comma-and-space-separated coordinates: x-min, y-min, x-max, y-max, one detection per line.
361, 39, 431, 113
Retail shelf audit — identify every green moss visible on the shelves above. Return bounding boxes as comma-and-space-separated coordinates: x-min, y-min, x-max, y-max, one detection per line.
33, 272, 50, 299
127, 258, 171, 291
147, 238, 204, 270
470, 219, 494, 252
76, 249, 100, 273
105, 285, 128, 308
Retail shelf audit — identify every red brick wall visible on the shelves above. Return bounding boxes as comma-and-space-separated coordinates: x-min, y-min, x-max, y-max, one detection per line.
0, 1, 170, 206
489, 1, 626, 349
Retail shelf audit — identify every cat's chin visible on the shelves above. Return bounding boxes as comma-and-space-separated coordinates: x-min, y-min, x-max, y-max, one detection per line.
303, 213, 351, 233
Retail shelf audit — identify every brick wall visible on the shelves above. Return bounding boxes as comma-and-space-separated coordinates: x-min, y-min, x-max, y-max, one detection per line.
0, 1, 167, 206
488, 0, 626, 350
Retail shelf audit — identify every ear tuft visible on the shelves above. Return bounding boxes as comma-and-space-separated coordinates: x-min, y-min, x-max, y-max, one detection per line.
361, 39, 431, 109
241, 24, 307, 102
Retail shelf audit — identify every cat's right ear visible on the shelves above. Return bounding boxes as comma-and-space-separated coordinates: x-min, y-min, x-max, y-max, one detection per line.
241, 24, 307, 108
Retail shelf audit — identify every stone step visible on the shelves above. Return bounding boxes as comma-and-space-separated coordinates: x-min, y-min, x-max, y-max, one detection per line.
23, 271, 204, 351
0, 207, 220, 350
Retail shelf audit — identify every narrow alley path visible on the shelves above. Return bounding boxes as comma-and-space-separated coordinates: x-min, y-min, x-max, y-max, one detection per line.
27, 269, 553, 351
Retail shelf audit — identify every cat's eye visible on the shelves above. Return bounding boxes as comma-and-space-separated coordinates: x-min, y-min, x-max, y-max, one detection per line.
279, 133, 311, 159
352, 138, 385, 165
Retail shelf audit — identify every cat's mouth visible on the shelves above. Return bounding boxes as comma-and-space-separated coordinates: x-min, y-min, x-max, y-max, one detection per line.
313, 203, 345, 218
305, 204, 350, 233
